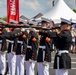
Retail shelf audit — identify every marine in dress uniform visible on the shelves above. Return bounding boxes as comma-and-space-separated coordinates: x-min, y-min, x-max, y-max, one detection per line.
0, 22, 22, 75
0, 28, 7, 75
53, 19, 72, 75
7, 28, 18, 75
1, 21, 27, 75
39, 18, 72, 75
37, 19, 53, 75
25, 28, 38, 75
16, 22, 28, 75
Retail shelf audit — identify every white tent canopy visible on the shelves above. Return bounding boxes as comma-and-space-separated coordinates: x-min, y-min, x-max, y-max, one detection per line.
43, 0, 76, 23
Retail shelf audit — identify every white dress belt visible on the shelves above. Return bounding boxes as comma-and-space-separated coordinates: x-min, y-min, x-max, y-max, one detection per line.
9, 41, 14, 43
17, 41, 23, 44
27, 46, 46, 49
57, 50, 69, 56
27, 46, 32, 49
39, 46, 46, 49
0, 40, 2, 43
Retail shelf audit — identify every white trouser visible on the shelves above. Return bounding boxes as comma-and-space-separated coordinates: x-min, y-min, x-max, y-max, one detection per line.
37, 62, 49, 75
8, 52, 16, 75
0, 52, 6, 75
26, 60, 36, 75
56, 69, 68, 75
16, 55, 25, 75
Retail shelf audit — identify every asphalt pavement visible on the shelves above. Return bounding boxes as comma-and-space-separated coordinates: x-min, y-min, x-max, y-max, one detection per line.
49, 53, 76, 75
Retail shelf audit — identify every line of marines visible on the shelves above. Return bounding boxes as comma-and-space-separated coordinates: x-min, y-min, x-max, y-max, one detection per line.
0, 18, 75, 75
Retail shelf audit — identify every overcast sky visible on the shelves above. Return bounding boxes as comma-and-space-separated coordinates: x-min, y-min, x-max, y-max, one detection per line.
0, 0, 76, 18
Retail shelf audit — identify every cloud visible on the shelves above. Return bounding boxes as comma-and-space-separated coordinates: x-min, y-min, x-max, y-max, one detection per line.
27, 0, 41, 10
64, 0, 75, 9
0, 0, 6, 5
47, 0, 53, 5
0, 0, 75, 18
46, 0, 54, 8
0, 1, 5, 5
20, 0, 41, 10
0, 1, 6, 17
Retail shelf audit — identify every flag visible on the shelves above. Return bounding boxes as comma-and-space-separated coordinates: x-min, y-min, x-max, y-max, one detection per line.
7, 0, 19, 23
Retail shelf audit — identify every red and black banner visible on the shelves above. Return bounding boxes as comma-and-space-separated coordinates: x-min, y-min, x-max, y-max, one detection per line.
7, 0, 19, 23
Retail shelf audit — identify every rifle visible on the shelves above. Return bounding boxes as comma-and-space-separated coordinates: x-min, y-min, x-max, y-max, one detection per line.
0, 23, 60, 30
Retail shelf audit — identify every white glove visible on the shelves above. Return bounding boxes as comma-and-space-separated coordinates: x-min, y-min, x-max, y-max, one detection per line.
4, 51, 7, 53
30, 28, 38, 32
27, 30, 30, 34
21, 54, 25, 57
29, 59, 33, 63
33, 28, 37, 31
3, 51, 7, 54
21, 28, 26, 32
29, 28, 34, 31
12, 52, 15, 55
0, 51, 7, 54
43, 61, 48, 66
